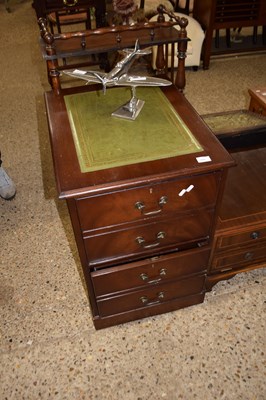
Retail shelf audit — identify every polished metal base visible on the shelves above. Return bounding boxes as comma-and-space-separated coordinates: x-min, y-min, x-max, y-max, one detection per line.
112, 99, 145, 121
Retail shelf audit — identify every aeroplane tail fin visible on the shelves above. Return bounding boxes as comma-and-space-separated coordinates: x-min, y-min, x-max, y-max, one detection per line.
134, 39, 140, 51
121, 39, 152, 56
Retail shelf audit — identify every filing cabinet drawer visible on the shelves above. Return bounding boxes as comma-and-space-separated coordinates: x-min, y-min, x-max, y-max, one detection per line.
97, 274, 206, 317
84, 209, 213, 266
217, 226, 266, 250
212, 243, 266, 271
92, 247, 210, 297
77, 173, 220, 232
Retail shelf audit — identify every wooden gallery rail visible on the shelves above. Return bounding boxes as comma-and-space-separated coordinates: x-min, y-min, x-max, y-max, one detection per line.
38, 5, 189, 93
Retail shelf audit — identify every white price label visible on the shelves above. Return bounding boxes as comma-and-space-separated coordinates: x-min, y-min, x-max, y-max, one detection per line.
196, 156, 212, 163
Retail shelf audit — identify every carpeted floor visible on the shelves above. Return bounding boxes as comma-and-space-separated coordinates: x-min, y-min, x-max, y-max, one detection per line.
0, 1, 266, 399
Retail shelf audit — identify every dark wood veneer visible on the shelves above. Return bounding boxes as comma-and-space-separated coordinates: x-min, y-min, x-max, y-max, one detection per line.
45, 84, 234, 328
92, 247, 210, 296
207, 140, 266, 289
45, 85, 233, 199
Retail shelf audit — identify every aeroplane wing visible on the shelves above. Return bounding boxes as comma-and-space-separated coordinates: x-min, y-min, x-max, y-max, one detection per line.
114, 75, 172, 87
63, 69, 105, 84
121, 47, 152, 56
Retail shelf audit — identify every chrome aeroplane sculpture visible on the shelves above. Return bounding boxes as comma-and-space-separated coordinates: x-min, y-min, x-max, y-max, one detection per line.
63, 40, 172, 120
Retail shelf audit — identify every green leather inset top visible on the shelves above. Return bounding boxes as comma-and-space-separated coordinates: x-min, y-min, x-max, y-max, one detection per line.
64, 87, 202, 172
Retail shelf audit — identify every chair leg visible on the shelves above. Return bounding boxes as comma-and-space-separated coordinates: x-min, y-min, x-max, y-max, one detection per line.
48, 20, 54, 34
86, 9, 92, 29
5, 0, 11, 12
215, 30, 220, 48
253, 26, 258, 44
55, 12, 61, 33
226, 28, 231, 47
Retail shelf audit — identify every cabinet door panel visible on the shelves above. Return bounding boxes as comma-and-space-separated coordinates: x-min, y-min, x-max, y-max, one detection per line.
92, 247, 210, 297
77, 173, 220, 232
84, 209, 213, 266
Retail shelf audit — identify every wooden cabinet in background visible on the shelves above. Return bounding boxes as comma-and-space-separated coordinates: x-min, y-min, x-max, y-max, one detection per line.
193, 0, 266, 69
249, 87, 266, 116
207, 146, 266, 289
203, 106, 266, 290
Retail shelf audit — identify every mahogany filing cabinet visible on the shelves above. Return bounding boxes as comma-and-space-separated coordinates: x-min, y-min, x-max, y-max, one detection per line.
45, 85, 234, 329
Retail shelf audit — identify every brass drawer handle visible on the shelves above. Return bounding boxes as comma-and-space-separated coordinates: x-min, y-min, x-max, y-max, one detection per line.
135, 196, 168, 216
136, 231, 166, 249
63, 0, 78, 6
140, 291, 165, 306
140, 268, 167, 284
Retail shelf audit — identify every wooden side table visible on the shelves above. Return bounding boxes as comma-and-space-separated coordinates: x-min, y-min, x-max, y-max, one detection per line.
249, 87, 266, 116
